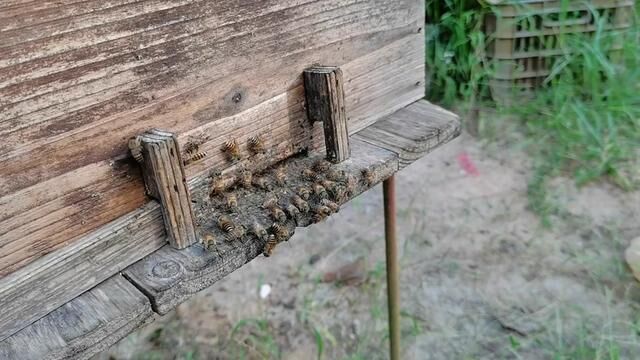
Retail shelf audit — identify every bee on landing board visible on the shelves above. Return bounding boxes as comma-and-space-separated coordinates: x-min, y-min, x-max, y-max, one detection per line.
263, 234, 277, 257
248, 135, 266, 154
228, 225, 246, 241
286, 204, 301, 224
184, 151, 207, 165
361, 169, 375, 186
313, 159, 332, 173
274, 166, 288, 186
271, 223, 289, 242
240, 170, 253, 188
203, 234, 216, 250
270, 206, 287, 223
252, 176, 272, 191
320, 199, 340, 213
301, 168, 319, 181
225, 193, 238, 210
291, 195, 310, 213
345, 174, 358, 195
217, 215, 235, 233
261, 195, 278, 209
311, 205, 333, 223
221, 139, 240, 162
209, 176, 226, 197
312, 183, 328, 199
297, 186, 311, 200
252, 222, 269, 242
128, 137, 144, 163
326, 168, 346, 182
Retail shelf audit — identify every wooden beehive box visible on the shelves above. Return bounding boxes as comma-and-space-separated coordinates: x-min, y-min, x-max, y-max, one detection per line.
0, 1, 460, 357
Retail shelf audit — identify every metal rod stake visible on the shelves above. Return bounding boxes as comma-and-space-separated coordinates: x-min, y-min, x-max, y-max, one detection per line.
383, 175, 400, 360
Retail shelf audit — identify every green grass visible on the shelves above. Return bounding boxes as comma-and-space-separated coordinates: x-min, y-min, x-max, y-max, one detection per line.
426, 0, 640, 223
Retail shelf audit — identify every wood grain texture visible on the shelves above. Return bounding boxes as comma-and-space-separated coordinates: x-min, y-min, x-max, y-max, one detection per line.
303, 66, 350, 163
0, 97, 459, 355
354, 100, 461, 169
0, 276, 154, 360
0, 202, 166, 342
139, 130, 197, 248
123, 138, 399, 314
0, 0, 424, 275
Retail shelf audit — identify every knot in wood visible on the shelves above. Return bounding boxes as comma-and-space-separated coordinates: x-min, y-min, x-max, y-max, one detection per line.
152, 260, 182, 279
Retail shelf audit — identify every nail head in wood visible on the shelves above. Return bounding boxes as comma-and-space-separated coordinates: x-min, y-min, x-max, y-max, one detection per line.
139, 129, 198, 249
303, 66, 350, 163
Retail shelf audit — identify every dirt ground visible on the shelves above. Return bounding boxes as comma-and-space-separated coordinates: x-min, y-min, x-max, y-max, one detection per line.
96, 131, 640, 360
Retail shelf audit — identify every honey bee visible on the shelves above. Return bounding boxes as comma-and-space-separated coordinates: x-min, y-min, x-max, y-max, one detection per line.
311, 213, 327, 223
261, 195, 278, 209
248, 135, 266, 154
270, 206, 287, 223
182, 140, 200, 155
184, 151, 207, 165
128, 137, 144, 163
286, 204, 301, 223
291, 195, 310, 213
230, 225, 246, 240
313, 159, 332, 172
263, 234, 277, 257
274, 166, 288, 186
217, 215, 234, 233
320, 179, 336, 191
322, 180, 346, 201
203, 234, 216, 250
221, 139, 240, 161
240, 170, 253, 188
271, 223, 289, 242
225, 193, 238, 210
252, 176, 272, 191
301, 168, 318, 181
297, 186, 311, 200
361, 169, 375, 186
252, 222, 269, 242
209, 176, 226, 197
312, 183, 328, 199
315, 205, 333, 217
326, 168, 346, 182
345, 174, 358, 194
320, 199, 340, 213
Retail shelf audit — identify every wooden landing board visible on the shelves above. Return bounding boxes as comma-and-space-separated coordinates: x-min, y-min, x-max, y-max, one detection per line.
0, 99, 460, 357
123, 138, 399, 314
354, 100, 461, 169
0, 0, 424, 276
0, 276, 153, 360
0, 202, 165, 342
121, 100, 460, 314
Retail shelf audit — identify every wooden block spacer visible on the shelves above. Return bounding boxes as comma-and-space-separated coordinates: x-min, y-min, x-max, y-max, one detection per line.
131, 129, 198, 249
303, 66, 350, 163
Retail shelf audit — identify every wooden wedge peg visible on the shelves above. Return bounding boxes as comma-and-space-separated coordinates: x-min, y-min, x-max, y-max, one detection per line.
303, 66, 350, 163
138, 129, 198, 249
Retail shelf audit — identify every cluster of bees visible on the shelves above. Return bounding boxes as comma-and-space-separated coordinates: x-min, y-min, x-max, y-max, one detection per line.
179, 133, 378, 258
182, 133, 265, 166
200, 144, 376, 257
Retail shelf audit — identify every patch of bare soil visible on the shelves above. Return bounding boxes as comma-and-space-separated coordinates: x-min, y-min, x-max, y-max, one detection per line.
96, 132, 640, 360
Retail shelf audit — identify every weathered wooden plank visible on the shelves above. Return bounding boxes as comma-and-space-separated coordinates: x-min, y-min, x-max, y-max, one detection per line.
354, 100, 461, 169
0, 31, 424, 275
138, 129, 197, 248
304, 66, 350, 163
0, 276, 154, 360
123, 138, 399, 314
0, 160, 146, 276
0, 202, 165, 342
0, 0, 422, 193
